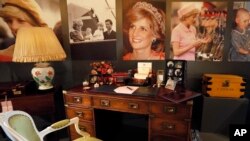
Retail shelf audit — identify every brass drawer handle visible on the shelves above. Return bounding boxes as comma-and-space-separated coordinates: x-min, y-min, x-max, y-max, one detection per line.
162, 122, 175, 130
184, 118, 191, 122
75, 111, 84, 117
164, 106, 176, 114
73, 97, 82, 103
62, 90, 67, 94
128, 103, 139, 109
149, 114, 155, 118
79, 126, 86, 131
100, 99, 110, 107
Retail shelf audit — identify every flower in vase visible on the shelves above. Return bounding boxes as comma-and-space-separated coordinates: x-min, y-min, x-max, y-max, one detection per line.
90, 61, 113, 75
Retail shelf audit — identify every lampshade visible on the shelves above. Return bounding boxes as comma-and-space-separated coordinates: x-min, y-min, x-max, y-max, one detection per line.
13, 27, 66, 90
13, 27, 66, 62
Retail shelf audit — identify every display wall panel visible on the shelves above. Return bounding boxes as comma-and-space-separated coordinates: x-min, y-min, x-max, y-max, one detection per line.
0, 0, 63, 62
121, 0, 167, 61
170, 1, 227, 62
228, 1, 250, 62
67, 0, 117, 60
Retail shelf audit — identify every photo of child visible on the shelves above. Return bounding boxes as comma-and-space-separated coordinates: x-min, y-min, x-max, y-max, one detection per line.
228, 2, 250, 61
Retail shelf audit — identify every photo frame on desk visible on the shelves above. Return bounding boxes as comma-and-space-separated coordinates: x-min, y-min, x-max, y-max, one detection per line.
165, 60, 187, 88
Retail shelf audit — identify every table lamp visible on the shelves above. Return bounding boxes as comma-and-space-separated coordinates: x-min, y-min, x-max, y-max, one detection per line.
13, 27, 66, 90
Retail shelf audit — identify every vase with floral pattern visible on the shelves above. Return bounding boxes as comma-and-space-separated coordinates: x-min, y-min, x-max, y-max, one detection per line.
31, 62, 54, 90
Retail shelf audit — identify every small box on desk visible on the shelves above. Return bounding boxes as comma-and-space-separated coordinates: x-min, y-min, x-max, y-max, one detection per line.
112, 72, 129, 84
0, 81, 36, 98
202, 74, 246, 98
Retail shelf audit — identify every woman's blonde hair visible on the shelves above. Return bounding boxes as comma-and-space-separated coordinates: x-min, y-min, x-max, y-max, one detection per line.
0, 0, 47, 27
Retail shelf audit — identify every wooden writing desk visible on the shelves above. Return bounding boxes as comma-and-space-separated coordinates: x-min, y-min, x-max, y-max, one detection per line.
63, 86, 193, 141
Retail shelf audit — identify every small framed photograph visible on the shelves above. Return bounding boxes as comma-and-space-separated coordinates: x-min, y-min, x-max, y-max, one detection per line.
89, 75, 99, 84
167, 61, 174, 68
157, 70, 165, 85
165, 60, 186, 87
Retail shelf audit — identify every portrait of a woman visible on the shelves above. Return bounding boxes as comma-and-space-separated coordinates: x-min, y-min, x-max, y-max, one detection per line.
122, 1, 166, 60
171, 3, 211, 61
0, 0, 61, 62
0, 0, 48, 61
171, 2, 227, 61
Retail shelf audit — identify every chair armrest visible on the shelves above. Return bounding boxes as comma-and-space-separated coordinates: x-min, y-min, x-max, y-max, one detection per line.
40, 117, 90, 139
71, 117, 90, 137
50, 119, 70, 129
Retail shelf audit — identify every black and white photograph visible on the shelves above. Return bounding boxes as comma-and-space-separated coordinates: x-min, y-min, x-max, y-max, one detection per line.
67, 0, 116, 43
67, 0, 117, 60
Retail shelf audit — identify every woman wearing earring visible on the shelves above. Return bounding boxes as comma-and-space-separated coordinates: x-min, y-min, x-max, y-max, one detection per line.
122, 1, 165, 60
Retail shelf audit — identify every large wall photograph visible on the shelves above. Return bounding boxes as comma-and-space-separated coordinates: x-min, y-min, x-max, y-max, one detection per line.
67, 0, 117, 60
170, 1, 227, 61
228, 1, 250, 62
0, 0, 62, 62
122, 0, 166, 61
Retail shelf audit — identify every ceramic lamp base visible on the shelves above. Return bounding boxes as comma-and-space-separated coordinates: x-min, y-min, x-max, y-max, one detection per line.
31, 62, 54, 90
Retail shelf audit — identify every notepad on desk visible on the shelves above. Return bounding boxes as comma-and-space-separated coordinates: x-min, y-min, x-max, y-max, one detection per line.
90, 85, 158, 97
114, 86, 139, 94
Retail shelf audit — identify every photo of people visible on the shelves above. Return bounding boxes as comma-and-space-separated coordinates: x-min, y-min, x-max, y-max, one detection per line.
171, 2, 227, 61
228, 2, 250, 62
0, 0, 62, 62
122, 0, 166, 60
67, 0, 116, 43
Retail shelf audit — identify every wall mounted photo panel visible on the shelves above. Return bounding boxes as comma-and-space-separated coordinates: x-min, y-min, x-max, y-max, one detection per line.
170, 1, 227, 61
0, 0, 62, 62
122, 0, 166, 61
228, 1, 250, 62
67, 0, 117, 60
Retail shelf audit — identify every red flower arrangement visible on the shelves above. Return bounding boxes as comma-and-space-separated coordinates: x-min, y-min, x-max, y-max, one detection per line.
90, 61, 114, 75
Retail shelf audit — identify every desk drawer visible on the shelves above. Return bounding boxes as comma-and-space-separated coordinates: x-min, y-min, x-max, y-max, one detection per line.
65, 106, 93, 121
64, 93, 91, 107
93, 97, 148, 114
150, 102, 191, 118
69, 121, 95, 140
150, 118, 189, 137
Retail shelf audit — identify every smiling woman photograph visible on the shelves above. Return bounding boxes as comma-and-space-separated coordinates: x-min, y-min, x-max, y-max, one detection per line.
122, 1, 166, 60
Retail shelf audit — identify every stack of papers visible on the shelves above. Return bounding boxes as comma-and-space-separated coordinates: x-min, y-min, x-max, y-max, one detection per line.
114, 86, 139, 94
134, 62, 152, 80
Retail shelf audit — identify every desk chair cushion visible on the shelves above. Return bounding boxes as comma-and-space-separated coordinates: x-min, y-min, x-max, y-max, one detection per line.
9, 114, 40, 141
74, 136, 102, 141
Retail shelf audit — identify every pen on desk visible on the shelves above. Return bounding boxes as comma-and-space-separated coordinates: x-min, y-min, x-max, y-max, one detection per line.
127, 86, 133, 91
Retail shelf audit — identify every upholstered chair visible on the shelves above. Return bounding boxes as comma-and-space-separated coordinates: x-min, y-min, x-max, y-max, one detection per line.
0, 110, 102, 141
